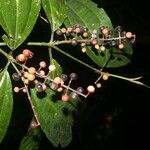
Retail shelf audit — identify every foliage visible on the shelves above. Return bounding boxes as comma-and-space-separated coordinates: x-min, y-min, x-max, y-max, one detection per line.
0, 0, 148, 149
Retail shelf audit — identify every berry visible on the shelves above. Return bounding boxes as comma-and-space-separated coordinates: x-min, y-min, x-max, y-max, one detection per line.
126, 32, 132, 38
56, 29, 62, 35
91, 38, 98, 45
118, 43, 124, 49
22, 88, 27, 93
62, 94, 70, 102
96, 83, 102, 88
91, 33, 97, 39
108, 30, 113, 36
24, 72, 29, 78
81, 47, 87, 53
67, 27, 73, 33
30, 121, 38, 128
42, 84, 47, 91
75, 27, 81, 33
102, 73, 109, 80
76, 87, 84, 93
100, 45, 106, 51
94, 44, 99, 50
82, 32, 88, 38
14, 87, 20, 93
39, 70, 45, 76
49, 82, 59, 90
70, 92, 78, 99
71, 38, 78, 46
81, 42, 86, 47
49, 65, 56, 72
82, 27, 88, 32
57, 87, 63, 92
110, 40, 116, 46
28, 67, 36, 75
102, 28, 109, 35
61, 28, 67, 33
54, 77, 61, 84
92, 29, 98, 35
23, 49, 31, 57
34, 80, 38, 84
87, 85, 95, 93
27, 74, 35, 81
60, 74, 68, 81
12, 73, 20, 81
17, 54, 26, 62
70, 73, 77, 80
24, 79, 29, 85
39, 61, 46, 68
35, 83, 43, 92
115, 26, 122, 32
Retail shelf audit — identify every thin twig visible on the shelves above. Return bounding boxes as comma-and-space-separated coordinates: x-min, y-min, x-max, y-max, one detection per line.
24, 84, 40, 126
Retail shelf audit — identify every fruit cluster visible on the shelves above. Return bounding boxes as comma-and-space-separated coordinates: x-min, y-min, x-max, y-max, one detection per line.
55, 24, 135, 53
12, 49, 108, 101
12, 49, 110, 102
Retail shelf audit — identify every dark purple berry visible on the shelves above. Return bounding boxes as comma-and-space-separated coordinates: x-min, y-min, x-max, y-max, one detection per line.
110, 40, 116, 46
70, 92, 78, 99
56, 29, 62, 35
82, 27, 88, 32
115, 26, 122, 32
35, 83, 43, 92
76, 87, 84, 93
12, 73, 20, 81
70, 73, 77, 80
60, 74, 68, 81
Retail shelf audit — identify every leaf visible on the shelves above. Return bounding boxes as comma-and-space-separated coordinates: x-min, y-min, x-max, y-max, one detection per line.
0, 70, 13, 143
19, 126, 41, 150
86, 41, 133, 68
50, 58, 63, 79
0, 0, 41, 50
42, 0, 67, 31
65, 0, 133, 68
31, 88, 80, 147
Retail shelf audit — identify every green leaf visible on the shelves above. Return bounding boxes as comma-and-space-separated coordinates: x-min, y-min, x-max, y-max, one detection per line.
65, 0, 133, 68
86, 41, 133, 68
0, 0, 41, 50
19, 126, 41, 150
0, 70, 13, 143
42, 0, 67, 31
50, 59, 63, 79
31, 88, 80, 147
65, 0, 112, 32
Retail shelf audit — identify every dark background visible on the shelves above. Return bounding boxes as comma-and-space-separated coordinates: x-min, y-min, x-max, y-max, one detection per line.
1, 0, 150, 149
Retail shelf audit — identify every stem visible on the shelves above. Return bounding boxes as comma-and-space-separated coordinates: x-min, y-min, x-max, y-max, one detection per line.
0, 42, 7, 46
27, 36, 127, 47
0, 48, 9, 58
27, 42, 50, 47
49, 31, 54, 63
0, 46, 149, 88
24, 84, 40, 126
10, 62, 22, 76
